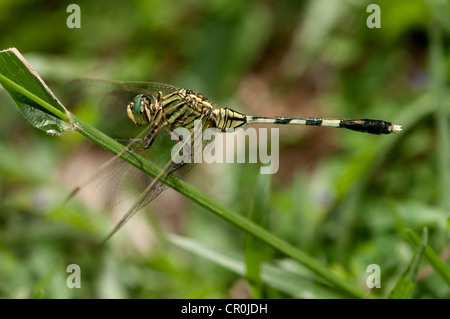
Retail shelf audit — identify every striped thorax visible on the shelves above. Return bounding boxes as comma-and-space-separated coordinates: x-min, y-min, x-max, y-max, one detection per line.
126, 89, 247, 132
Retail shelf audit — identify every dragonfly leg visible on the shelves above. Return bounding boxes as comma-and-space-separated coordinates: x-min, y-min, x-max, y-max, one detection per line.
142, 130, 158, 150
125, 107, 165, 151
117, 127, 160, 151
115, 138, 146, 143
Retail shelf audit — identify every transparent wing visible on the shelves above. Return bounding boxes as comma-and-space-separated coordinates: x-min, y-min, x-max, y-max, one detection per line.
66, 105, 211, 243
65, 78, 218, 242
65, 121, 160, 210
67, 128, 196, 215
98, 117, 208, 244
65, 77, 174, 212
66, 78, 183, 139
68, 78, 181, 112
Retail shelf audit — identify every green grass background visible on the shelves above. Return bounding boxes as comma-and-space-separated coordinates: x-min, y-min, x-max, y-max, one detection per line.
0, 0, 449, 298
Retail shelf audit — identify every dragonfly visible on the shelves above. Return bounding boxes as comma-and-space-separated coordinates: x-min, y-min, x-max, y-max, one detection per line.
68, 79, 402, 243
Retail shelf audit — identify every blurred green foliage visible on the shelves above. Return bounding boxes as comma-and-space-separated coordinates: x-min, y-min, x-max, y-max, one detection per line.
0, 0, 449, 298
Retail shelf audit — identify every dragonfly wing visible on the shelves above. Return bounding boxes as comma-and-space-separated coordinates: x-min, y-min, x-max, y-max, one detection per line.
69, 77, 181, 99
67, 80, 216, 242
100, 117, 207, 243
66, 122, 161, 208
66, 78, 183, 136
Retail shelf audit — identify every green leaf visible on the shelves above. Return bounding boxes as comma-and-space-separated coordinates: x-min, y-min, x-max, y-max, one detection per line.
404, 229, 450, 287
168, 234, 350, 299
0, 47, 365, 298
0, 48, 72, 135
388, 228, 428, 299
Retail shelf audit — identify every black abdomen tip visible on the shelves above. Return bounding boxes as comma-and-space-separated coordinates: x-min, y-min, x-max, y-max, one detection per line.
341, 119, 398, 134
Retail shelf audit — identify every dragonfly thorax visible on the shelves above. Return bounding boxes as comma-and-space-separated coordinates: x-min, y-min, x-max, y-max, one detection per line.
127, 94, 155, 126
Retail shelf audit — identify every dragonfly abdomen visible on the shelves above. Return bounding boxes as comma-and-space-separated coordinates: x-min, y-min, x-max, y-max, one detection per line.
338, 119, 401, 134
246, 116, 401, 134
212, 108, 247, 131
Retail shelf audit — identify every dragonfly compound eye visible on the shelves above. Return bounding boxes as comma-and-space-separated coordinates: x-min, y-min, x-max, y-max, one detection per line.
127, 94, 151, 126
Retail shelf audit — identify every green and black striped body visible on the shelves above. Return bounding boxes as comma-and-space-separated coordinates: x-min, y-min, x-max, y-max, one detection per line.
246, 116, 400, 134
126, 88, 402, 136
126, 88, 247, 132
80, 80, 402, 243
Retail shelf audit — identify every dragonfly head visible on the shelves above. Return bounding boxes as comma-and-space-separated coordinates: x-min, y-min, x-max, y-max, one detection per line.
127, 94, 152, 126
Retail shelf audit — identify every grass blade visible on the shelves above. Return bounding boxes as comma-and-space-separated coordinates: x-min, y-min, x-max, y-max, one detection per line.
168, 234, 350, 299
388, 228, 428, 299
404, 229, 450, 287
